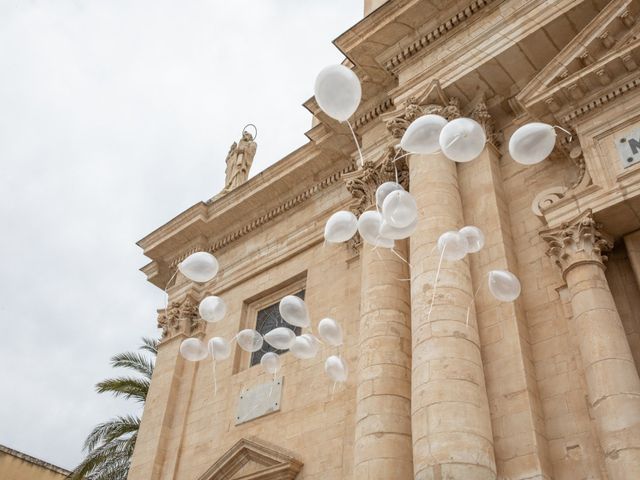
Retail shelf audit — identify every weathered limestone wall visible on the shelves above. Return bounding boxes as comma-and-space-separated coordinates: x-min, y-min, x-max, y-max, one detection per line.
0, 447, 69, 480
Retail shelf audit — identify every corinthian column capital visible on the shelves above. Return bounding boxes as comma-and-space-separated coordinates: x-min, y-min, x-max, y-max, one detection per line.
540, 209, 613, 277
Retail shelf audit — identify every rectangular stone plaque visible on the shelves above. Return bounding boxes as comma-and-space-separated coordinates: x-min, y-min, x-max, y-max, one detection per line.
615, 126, 640, 169
235, 377, 283, 425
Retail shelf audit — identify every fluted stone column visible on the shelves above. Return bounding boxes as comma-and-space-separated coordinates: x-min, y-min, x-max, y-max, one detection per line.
354, 239, 413, 479
409, 152, 497, 480
542, 210, 640, 480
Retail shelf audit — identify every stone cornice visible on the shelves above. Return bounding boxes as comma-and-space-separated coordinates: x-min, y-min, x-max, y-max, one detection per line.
354, 97, 394, 131
540, 209, 613, 278
167, 162, 357, 271
382, 0, 498, 73
0, 444, 70, 476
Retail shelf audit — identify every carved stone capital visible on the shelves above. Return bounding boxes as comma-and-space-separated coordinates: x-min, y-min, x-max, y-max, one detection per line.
540, 210, 613, 278
343, 146, 409, 252
384, 82, 462, 139
344, 146, 409, 216
157, 296, 204, 341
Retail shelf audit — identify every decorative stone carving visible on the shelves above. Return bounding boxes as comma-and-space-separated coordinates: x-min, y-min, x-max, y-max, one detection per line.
157, 296, 204, 341
197, 437, 302, 480
384, 82, 461, 139
470, 98, 500, 147
540, 209, 613, 277
344, 146, 409, 216
531, 134, 592, 218
223, 130, 257, 193
343, 146, 409, 252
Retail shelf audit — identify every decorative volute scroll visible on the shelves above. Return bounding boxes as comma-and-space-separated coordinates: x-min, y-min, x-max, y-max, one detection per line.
157, 296, 204, 341
197, 437, 303, 480
540, 209, 613, 278
531, 134, 593, 218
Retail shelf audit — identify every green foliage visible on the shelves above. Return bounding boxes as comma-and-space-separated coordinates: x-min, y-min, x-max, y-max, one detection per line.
70, 337, 158, 480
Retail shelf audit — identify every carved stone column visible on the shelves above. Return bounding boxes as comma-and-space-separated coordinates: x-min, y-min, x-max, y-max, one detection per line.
346, 148, 413, 479
408, 150, 497, 480
541, 210, 640, 480
385, 86, 496, 479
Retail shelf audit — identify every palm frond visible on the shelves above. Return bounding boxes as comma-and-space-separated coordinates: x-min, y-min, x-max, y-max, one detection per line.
139, 337, 159, 356
70, 438, 133, 480
95, 376, 150, 403
110, 352, 154, 379
83, 415, 140, 452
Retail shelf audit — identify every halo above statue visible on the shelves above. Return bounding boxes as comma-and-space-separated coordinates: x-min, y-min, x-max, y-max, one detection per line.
242, 123, 258, 140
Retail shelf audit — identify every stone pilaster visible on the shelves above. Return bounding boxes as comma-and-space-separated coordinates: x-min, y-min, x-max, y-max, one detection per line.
129, 295, 203, 480
347, 147, 413, 478
409, 151, 497, 479
541, 210, 640, 480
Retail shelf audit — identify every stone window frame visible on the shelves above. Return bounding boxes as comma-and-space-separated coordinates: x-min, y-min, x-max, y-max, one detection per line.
233, 273, 307, 374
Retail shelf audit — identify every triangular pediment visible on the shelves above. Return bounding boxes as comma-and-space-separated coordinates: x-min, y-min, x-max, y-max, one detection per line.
197, 437, 303, 480
516, 0, 640, 120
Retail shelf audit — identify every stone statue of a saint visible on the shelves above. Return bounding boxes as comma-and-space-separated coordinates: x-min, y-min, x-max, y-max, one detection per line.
223, 131, 257, 193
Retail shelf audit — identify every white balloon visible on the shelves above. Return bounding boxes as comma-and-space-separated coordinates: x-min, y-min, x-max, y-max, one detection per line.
509, 122, 556, 165
264, 327, 296, 350
179, 338, 208, 362
260, 352, 281, 375
437, 231, 468, 261
488, 270, 521, 302
358, 211, 395, 248
314, 65, 362, 122
375, 182, 404, 210
400, 114, 448, 154
207, 337, 231, 361
179, 252, 219, 283
381, 190, 418, 229
318, 318, 343, 347
199, 296, 226, 323
290, 334, 320, 359
236, 329, 264, 353
324, 210, 358, 243
459, 226, 485, 253
439, 117, 486, 162
325, 355, 348, 382
379, 217, 417, 240
278, 295, 310, 328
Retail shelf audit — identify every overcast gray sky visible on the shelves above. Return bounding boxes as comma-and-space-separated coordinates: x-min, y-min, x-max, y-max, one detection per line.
0, 0, 362, 469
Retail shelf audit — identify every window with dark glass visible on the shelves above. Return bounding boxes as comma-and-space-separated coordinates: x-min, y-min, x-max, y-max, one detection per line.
250, 290, 305, 366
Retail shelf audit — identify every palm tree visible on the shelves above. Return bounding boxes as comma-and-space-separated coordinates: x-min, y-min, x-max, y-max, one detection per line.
70, 337, 158, 480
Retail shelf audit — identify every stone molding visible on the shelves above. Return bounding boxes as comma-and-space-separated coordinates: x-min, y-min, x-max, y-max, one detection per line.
354, 97, 394, 131
157, 296, 204, 341
0, 444, 70, 476
168, 163, 357, 271
383, 0, 498, 73
197, 437, 303, 480
540, 209, 614, 278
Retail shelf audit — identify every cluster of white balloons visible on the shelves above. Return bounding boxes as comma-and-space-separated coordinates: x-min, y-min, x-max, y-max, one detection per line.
175, 254, 349, 385
325, 182, 418, 247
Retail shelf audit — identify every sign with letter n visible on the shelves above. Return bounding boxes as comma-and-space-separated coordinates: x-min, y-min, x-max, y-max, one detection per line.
616, 127, 640, 169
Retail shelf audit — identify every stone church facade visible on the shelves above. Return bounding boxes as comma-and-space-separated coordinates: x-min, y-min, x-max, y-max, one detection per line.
129, 0, 640, 478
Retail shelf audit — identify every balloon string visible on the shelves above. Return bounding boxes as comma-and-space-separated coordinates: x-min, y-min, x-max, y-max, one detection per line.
163, 269, 179, 319
211, 358, 217, 396
390, 247, 412, 268
346, 120, 364, 167
552, 125, 573, 142
446, 134, 463, 149
427, 244, 446, 323
466, 278, 485, 327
